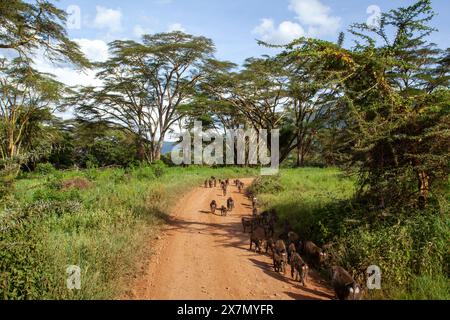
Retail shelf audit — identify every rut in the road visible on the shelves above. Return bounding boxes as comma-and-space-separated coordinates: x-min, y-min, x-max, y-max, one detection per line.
126, 178, 334, 300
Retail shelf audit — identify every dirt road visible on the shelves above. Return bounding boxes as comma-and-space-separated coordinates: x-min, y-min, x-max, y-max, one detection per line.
128, 178, 334, 300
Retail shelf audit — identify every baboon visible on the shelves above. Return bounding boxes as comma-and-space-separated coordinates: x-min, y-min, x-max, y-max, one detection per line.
290, 253, 309, 286
331, 266, 363, 300
274, 240, 288, 273
252, 197, 257, 209
242, 217, 254, 233
265, 238, 275, 254
275, 239, 287, 254
204, 180, 208, 188
303, 241, 327, 267
208, 179, 213, 188
238, 183, 243, 193
227, 197, 235, 211
288, 231, 300, 244
252, 207, 258, 216
273, 252, 284, 273
210, 200, 217, 214
213, 179, 217, 187
220, 205, 228, 217
250, 226, 266, 253
265, 219, 275, 238
222, 185, 227, 196
225, 179, 230, 186
260, 211, 269, 224
288, 243, 297, 261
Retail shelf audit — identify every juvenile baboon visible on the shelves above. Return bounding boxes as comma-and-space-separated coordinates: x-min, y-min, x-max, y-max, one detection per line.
227, 197, 235, 211
290, 253, 309, 286
250, 226, 266, 253
331, 266, 363, 300
210, 200, 217, 214
274, 240, 288, 273
273, 252, 284, 273
220, 205, 228, 217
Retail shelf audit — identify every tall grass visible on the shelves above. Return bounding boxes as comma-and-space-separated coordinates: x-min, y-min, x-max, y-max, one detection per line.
248, 168, 449, 300
0, 164, 256, 299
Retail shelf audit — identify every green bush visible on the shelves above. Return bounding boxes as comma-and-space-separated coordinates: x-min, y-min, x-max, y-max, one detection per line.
247, 174, 283, 195
35, 163, 56, 175
151, 160, 166, 178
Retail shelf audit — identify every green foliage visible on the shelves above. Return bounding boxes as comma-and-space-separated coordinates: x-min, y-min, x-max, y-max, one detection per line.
250, 168, 449, 299
247, 175, 284, 195
35, 163, 56, 175
0, 0, 90, 67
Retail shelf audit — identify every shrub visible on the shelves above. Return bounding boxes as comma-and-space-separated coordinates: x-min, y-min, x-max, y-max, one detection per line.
35, 163, 56, 175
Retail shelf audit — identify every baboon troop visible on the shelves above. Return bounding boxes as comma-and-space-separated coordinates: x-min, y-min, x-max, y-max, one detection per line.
202, 176, 362, 299
205, 177, 235, 218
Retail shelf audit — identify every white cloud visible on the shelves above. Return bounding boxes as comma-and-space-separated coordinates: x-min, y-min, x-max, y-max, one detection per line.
133, 25, 153, 38
289, 0, 341, 36
33, 39, 109, 88
253, 18, 305, 45
74, 39, 109, 63
253, 0, 341, 44
167, 23, 186, 32
93, 6, 123, 33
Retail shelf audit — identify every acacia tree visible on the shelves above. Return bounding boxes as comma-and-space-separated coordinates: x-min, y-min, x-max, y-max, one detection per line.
198, 57, 290, 164
75, 32, 215, 162
0, 57, 68, 166
0, 0, 88, 179
274, 39, 344, 166
0, 0, 88, 67
293, 0, 449, 208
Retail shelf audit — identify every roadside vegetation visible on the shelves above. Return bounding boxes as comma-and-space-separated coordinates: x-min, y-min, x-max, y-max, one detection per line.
248, 170, 449, 300
0, 164, 255, 299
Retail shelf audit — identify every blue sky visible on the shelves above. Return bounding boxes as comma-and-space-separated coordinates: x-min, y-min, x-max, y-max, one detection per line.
37, 0, 449, 87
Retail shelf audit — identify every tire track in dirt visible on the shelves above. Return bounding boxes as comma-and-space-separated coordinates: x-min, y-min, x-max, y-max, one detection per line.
127, 178, 334, 300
